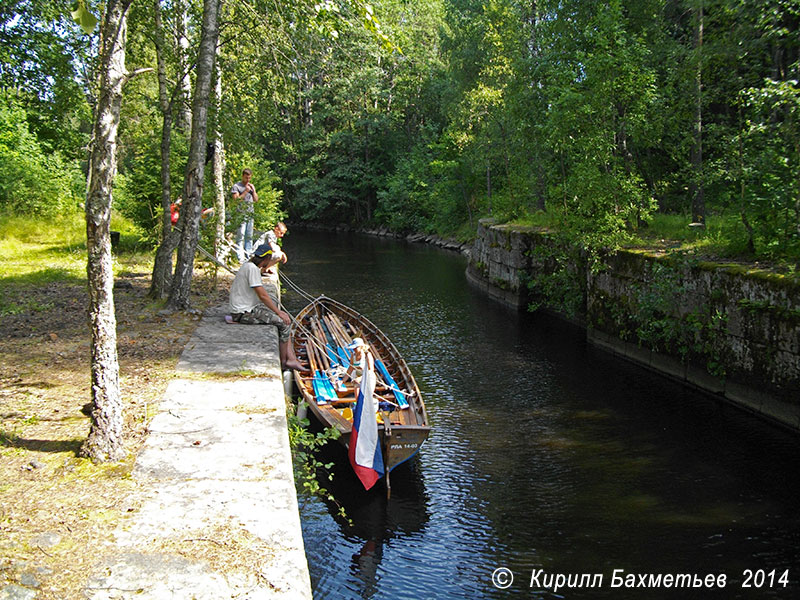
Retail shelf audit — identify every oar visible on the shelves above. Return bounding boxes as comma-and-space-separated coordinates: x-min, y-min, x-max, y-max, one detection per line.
323, 313, 352, 368
328, 312, 409, 409
319, 316, 347, 370
310, 318, 346, 393
306, 333, 337, 404
373, 357, 409, 409
324, 313, 354, 366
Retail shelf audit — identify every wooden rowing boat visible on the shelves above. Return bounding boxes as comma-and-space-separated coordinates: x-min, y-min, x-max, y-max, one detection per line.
290, 296, 430, 489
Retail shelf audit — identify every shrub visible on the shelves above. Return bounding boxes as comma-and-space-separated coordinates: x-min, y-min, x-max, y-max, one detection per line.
0, 93, 83, 216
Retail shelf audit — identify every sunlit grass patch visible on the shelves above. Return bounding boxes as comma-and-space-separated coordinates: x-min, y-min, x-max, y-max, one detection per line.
1, 213, 88, 280
507, 210, 563, 230
631, 213, 752, 258
0, 211, 154, 286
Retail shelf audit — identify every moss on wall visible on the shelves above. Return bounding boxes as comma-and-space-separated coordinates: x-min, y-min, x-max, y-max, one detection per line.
468, 222, 800, 417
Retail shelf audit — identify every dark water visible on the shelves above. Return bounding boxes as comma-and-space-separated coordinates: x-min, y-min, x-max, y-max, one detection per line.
281, 230, 800, 600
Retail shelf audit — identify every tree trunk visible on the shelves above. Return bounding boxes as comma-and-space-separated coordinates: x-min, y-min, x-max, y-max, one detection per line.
167, 0, 221, 311
81, 0, 132, 463
175, 0, 193, 132
737, 105, 756, 254
213, 45, 227, 261
149, 0, 179, 299
498, 121, 515, 203
486, 162, 492, 215
690, 1, 705, 225
462, 184, 473, 229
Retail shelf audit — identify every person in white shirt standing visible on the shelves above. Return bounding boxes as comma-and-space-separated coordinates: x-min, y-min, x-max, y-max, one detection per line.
228, 242, 302, 370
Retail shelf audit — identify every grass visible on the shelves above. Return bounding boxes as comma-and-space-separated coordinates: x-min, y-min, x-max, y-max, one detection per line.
504, 210, 798, 277
0, 212, 165, 317
507, 211, 751, 253
0, 213, 88, 282
504, 210, 563, 230
0, 210, 234, 598
0, 211, 155, 277
627, 213, 755, 257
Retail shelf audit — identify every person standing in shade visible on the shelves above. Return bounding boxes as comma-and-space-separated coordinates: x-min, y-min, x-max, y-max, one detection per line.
231, 168, 258, 261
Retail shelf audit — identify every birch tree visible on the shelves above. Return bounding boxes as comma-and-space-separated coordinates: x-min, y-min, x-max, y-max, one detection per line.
81, 0, 133, 462
167, 0, 222, 310
148, 0, 191, 299
212, 45, 227, 262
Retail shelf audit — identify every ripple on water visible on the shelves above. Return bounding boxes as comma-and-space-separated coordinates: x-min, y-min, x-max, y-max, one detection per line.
286, 231, 800, 600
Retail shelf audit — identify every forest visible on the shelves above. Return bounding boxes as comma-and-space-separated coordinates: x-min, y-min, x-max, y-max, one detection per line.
2, 0, 799, 260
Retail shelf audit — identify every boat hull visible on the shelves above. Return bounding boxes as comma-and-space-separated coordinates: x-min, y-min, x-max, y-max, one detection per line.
291, 296, 431, 474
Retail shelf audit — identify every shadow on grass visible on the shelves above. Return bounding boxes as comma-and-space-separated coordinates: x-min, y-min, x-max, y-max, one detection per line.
1, 434, 84, 455
1, 268, 86, 287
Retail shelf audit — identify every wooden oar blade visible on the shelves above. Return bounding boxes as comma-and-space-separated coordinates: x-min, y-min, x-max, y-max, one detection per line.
375, 358, 409, 408
313, 370, 338, 403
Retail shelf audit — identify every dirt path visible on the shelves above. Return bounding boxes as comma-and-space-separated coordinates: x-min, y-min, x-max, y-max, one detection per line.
0, 267, 230, 598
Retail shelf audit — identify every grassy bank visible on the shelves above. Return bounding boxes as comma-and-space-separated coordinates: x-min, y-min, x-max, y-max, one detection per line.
505, 211, 798, 275
0, 212, 228, 597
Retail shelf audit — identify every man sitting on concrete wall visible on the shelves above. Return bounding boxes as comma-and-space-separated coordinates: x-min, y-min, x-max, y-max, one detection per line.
228, 243, 303, 371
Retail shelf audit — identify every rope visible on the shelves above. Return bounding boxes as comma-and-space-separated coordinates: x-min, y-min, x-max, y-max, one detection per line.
279, 270, 317, 304
195, 243, 236, 275
274, 273, 414, 400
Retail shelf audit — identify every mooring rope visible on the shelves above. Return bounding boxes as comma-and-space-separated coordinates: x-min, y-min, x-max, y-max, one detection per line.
279, 270, 317, 304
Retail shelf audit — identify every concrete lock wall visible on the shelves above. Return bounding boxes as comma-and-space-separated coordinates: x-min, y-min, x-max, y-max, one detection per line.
466, 219, 800, 431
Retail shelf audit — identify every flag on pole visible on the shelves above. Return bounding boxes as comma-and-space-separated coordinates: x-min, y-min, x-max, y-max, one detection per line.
348, 353, 384, 490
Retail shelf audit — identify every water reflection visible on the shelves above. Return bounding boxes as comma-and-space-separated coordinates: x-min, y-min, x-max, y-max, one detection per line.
303, 437, 430, 598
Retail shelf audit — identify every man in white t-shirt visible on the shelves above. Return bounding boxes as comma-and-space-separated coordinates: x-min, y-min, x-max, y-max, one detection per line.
228, 242, 302, 370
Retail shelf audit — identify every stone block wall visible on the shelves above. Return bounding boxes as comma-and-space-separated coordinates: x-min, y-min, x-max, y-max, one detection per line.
466, 220, 535, 308
467, 220, 800, 430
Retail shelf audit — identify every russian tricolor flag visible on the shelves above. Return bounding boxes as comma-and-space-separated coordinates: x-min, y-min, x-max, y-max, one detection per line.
348, 354, 384, 490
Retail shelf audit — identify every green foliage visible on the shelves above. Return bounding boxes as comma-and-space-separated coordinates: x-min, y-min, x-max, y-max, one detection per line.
607, 255, 731, 377
114, 131, 189, 242
0, 93, 84, 216
525, 239, 586, 318
738, 298, 800, 325
69, 0, 97, 34
0, 1, 92, 158
6, 0, 800, 269
287, 404, 347, 520
226, 0, 448, 229
376, 125, 443, 232
739, 77, 800, 258
627, 213, 764, 260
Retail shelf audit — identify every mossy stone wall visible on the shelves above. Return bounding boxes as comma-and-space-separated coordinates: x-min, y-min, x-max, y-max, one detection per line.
467, 219, 800, 430
466, 220, 535, 307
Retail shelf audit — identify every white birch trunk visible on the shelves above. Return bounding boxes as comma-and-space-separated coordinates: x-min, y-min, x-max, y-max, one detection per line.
82, 0, 132, 462
213, 44, 227, 261
167, 0, 222, 310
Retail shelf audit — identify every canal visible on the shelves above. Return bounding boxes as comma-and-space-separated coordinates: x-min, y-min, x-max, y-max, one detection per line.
281, 230, 800, 600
